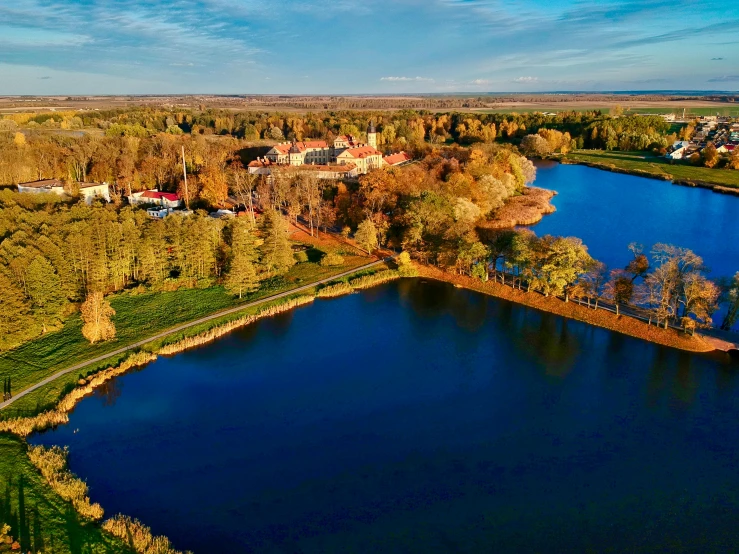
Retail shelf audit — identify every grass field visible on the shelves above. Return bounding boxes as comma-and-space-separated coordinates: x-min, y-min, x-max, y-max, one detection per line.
561, 150, 739, 188
472, 106, 739, 117
0, 248, 370, 417
0, 434, 133, 553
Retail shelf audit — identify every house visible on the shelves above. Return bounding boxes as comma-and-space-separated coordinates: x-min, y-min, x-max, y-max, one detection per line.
247, 159, 359, 180
336, 145, 384, 174
666, 141, 690, 160
17, 179, 110, 204
78, 182, 111, 203
383, 152, 412, 166
718, 144, 736, 154
129, 190, 182, 208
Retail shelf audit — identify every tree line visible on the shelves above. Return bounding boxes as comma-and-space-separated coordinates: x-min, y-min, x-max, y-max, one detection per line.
0, 188, 297, 350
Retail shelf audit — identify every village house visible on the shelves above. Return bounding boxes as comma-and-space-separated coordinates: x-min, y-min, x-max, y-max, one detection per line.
128, 190, 182, 208
17, 179, 110, 204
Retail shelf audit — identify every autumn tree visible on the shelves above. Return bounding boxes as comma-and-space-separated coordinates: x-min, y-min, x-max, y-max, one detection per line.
225, 220, 259, 298
80, 291, 116, 344
604, 269, 633, 315
355, 218, 379, 254
720, 272, 739, 331
25, 256, 66, 332
259, 210, 295, 275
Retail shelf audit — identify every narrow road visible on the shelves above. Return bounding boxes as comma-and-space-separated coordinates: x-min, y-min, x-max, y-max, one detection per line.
0, 257, 391, 412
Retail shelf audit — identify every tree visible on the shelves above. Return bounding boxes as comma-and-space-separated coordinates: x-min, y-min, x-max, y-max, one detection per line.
702, 143, 719, 168
0, 273, 34, 349
25, 256, 66, 333
225, 221, 259, 298
520, 134, 552, 157
80, 291, 116, 344
259, 210, 295, 275
355, 218, 379, 254
604, 269, 633, 315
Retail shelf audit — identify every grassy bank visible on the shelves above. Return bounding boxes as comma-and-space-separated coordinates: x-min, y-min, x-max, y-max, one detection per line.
416, 264, 714, 354
559, 150, 739, 190
0, 434, 134, 553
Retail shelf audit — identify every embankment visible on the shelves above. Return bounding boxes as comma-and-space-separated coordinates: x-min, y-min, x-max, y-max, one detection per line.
558, 158, 739, 196
416, 264, 715, 354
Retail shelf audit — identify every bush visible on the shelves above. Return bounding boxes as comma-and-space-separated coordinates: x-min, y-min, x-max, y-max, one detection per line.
320, 252, 344, 267
294, 251, 309, 263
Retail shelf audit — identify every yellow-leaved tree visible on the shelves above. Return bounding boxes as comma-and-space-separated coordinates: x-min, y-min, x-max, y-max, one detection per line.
81, 292, 116, 344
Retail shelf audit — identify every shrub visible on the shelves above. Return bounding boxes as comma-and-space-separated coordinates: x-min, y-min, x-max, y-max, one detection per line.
320, 252, 344, 267
294, 251, 309, 263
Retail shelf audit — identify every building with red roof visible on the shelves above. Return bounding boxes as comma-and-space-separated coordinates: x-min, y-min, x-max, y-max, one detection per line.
129, 189, 182, 208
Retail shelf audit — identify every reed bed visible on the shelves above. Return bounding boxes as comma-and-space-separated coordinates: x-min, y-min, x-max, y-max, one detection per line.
27, 445, 104, 521
103, 515, 189, 554
316, 282, 355, 298
483, 187, 556, 229
157, 295, 315, 356
349, 270, 400, 290
0, 351, 156, 437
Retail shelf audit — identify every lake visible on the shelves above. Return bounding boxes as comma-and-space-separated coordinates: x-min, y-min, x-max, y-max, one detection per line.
32, 279, 739, 553
530, 161, 739, 280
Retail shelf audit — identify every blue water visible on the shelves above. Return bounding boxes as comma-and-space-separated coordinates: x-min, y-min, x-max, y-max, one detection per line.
32, 280, 739, 553
531, 161, 739, 280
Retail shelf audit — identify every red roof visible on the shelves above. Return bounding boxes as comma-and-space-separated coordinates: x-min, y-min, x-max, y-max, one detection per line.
141, 190, 179, 201
383, 152, 411, 166
339, 145, 381, 159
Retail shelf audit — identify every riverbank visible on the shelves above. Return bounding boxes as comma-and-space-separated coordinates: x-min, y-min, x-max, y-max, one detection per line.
554, 151, 739, 194
416, 264, 715, 354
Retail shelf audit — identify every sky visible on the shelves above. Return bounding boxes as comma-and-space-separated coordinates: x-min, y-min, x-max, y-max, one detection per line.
0, 0, 737, 95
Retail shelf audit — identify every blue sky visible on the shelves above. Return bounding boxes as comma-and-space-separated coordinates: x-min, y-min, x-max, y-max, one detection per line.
0, 0, 737, 94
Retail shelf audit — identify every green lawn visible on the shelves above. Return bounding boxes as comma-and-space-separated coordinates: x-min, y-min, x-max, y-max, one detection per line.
0, 250, 371, 417
0, 434, 133, 554
561, 150, 739, 188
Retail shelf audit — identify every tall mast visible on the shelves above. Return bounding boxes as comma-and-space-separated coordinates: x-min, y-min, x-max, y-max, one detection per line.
181, 146, 189, 210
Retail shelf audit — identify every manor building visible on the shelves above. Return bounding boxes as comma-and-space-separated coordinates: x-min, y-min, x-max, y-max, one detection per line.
252, 122, 403, 178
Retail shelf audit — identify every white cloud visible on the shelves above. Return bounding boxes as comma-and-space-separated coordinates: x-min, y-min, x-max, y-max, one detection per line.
513, 76, 538, 83
380, 76, 434, 82
469, 79, 491, 85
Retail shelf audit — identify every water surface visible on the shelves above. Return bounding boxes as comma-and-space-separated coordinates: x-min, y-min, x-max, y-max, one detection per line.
32, 280, 739, 553
531, 161, 739, 279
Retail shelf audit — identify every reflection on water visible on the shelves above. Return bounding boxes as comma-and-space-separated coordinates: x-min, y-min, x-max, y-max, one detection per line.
31, 280, 739, 553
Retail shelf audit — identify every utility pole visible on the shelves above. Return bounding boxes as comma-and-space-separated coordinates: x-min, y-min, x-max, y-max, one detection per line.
181, 146, 189, 210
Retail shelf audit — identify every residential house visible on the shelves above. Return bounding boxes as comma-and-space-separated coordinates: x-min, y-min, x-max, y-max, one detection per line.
129, 190, 182, 208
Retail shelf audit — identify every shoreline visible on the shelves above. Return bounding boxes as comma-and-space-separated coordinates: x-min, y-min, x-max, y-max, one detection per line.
554, 157, 739, 196
415, 264, 719, 354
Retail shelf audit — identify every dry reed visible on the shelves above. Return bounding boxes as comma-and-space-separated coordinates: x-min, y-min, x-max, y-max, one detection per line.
157, 296, 315, 356
483, 187, 556, 229
27, 445, 104, 521
316, 282, 355, 298
103, 515, 189, 554
349, 270, 400, 290
0, 351, 157, 437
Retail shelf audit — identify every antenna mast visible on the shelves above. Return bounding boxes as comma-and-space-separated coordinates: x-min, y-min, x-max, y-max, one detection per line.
181, 146, 189, 210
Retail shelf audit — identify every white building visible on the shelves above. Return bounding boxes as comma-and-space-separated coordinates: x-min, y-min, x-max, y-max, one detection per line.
666, 141, 690, 160
17, 179, 110, 204
129, 190, 182, 208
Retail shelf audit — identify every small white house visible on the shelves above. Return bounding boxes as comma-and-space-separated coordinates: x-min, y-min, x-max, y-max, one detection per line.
666, 141, 690, 160
129, 190, 182, 208
79, 182, 111, 203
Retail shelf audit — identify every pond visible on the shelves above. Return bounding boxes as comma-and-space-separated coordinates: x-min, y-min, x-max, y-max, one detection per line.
530, 161, 739, 280
32, 280, 739, 553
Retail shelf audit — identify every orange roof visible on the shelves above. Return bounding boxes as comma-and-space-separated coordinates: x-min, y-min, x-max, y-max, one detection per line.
339, 145, 381, 159
383, 152, 411, 166
271, 141, 328, 155
277, 163, 357, 173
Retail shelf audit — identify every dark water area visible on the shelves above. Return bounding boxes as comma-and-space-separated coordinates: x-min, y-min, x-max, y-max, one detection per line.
32, 280, 739, 553
530, 161, 739, 280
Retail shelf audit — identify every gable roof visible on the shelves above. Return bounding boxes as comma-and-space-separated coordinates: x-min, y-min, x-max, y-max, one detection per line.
271, 141, 328, 155
141, 190, 179, 202
338, 145, 382, 159
383, 152, 411, 166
